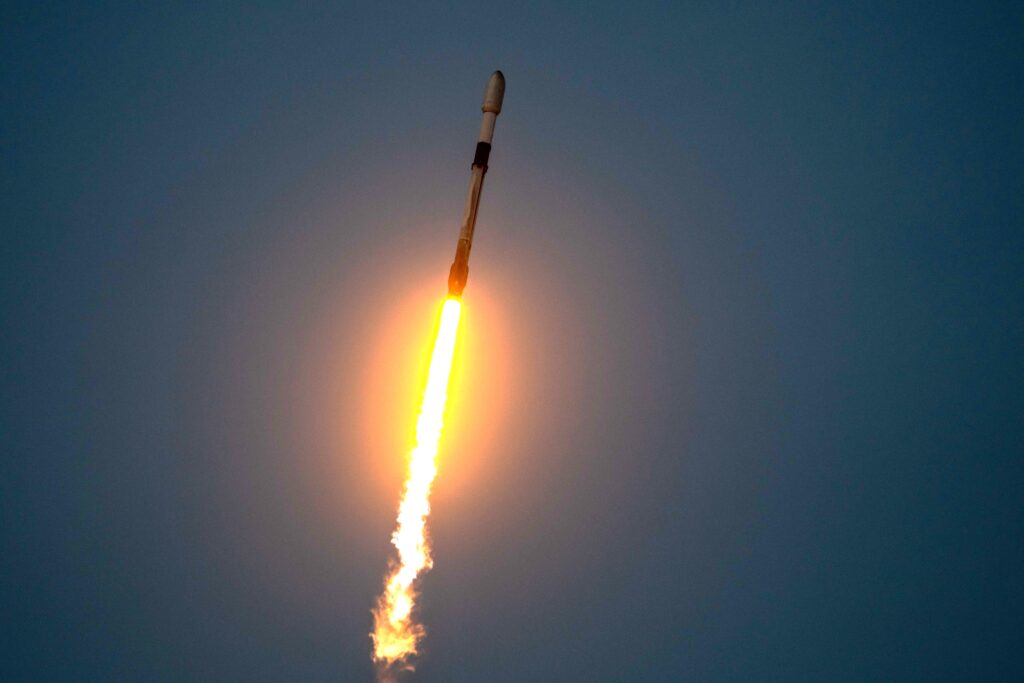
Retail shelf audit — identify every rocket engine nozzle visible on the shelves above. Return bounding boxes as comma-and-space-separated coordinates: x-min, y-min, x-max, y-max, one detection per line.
447, 239, 470, 297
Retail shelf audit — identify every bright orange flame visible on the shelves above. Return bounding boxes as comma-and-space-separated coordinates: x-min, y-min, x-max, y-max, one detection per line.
372, 297, 461, 666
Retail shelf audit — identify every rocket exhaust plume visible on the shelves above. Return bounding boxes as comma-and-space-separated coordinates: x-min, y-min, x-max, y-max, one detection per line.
372, 298, 460, 669
371, 71, 504, 676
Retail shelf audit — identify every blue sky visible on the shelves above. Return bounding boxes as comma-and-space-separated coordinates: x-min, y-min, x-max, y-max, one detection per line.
3, 3, 1022, 680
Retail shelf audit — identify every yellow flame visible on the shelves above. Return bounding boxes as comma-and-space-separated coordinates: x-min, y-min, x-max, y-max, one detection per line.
372, 297, 462, 666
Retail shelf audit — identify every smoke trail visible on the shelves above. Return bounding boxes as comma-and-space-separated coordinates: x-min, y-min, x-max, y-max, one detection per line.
372, 298, 462, 675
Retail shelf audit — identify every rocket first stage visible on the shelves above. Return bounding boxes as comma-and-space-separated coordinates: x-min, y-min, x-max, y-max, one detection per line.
447, 71, 505, 298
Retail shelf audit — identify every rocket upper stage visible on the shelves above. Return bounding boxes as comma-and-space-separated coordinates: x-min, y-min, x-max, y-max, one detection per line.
447, 71, 505, 298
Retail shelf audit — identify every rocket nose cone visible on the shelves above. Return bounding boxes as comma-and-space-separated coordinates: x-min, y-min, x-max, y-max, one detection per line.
482, 71, 505, 114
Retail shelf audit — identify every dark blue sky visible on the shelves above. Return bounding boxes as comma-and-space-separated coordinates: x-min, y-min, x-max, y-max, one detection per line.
3, 3, 1022, 681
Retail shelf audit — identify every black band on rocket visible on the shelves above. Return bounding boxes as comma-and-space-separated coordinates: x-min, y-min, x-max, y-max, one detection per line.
472, 142, 491, 170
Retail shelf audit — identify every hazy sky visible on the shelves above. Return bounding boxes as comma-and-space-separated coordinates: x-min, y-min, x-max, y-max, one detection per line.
3, 3, 1022, 681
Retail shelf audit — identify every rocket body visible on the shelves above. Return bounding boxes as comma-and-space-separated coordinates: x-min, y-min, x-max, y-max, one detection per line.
448, 71, 505, 297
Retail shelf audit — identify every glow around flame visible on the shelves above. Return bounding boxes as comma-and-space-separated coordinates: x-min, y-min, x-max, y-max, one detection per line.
372, 297, 462, 667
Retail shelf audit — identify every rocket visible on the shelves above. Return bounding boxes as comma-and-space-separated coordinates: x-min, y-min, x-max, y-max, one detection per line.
447, 71, 505, 298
